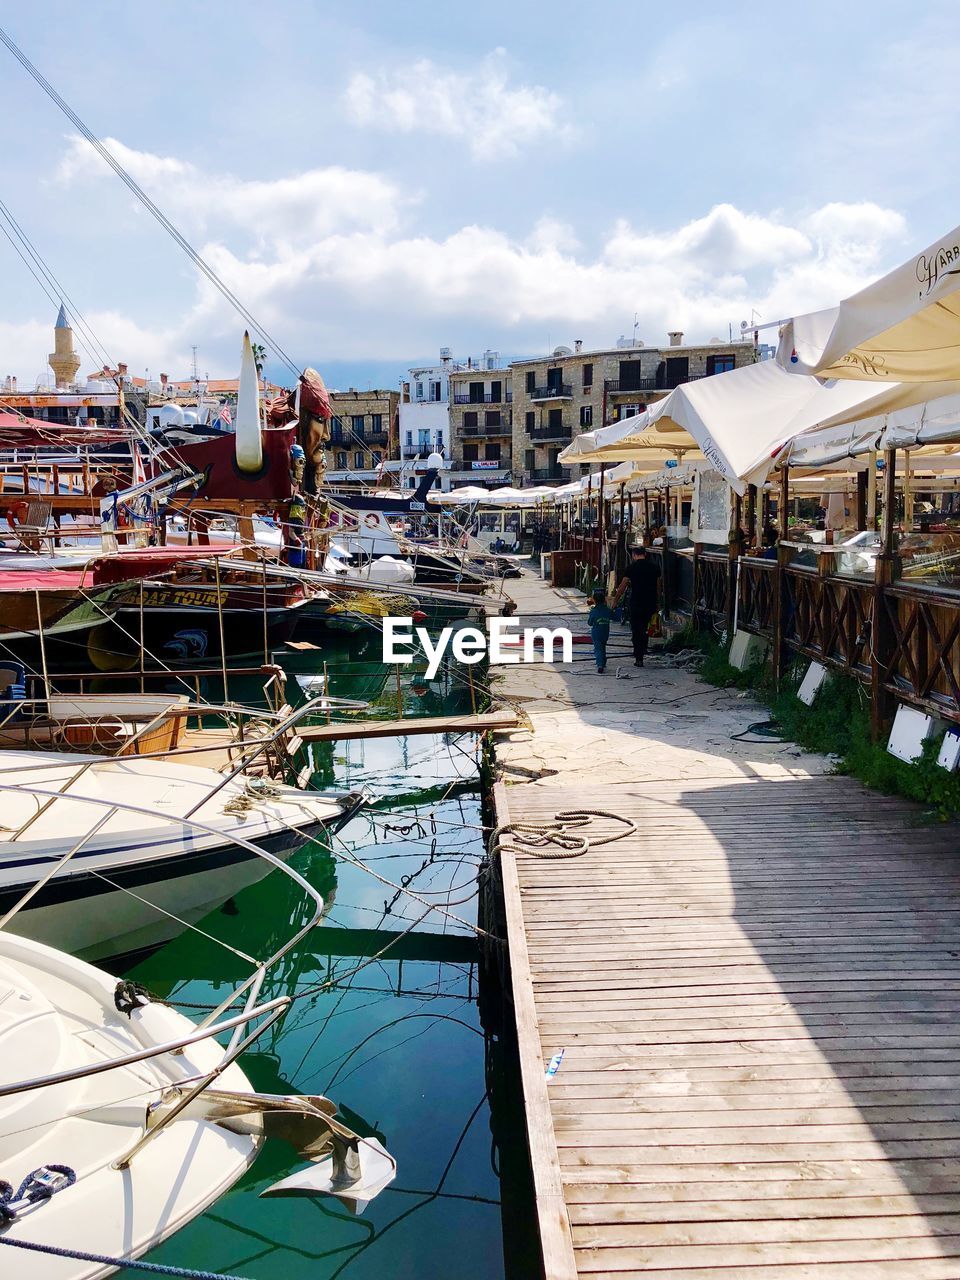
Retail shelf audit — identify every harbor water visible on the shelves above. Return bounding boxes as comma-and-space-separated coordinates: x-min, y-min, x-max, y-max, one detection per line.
121, 629, 537, 1280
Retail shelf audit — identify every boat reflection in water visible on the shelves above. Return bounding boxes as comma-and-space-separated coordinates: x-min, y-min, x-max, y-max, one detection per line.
127, 719, 531, 1280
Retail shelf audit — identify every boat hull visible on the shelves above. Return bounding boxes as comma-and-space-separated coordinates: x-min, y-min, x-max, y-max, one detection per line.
0, 821, 324, 964
92, 581, 307, 667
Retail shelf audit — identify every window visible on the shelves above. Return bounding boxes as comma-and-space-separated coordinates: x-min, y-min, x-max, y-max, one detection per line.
619, 360, 643, 391
354, 451, 364, 469
351, 414, 365, 436
490, 380, 502, 403
664, 356, 689, 389
580, 405, 593, 427
371, 452, 382, 466
485, 442, 501, 461
468, 381, 484, 404
463, 411, 478, 429
582, 363, 593, 389
525, 449, 535, 471
525, 410, 535, 430
548, 407, 563, 431
485, 410, 501, 428
525, 371, 536, 393
371, 413, 383, 433
405, 430, 413, 446
546, 367, 563, 392
430, 380, 442, 401
706, 354, 735, 375
416, 381, 424, 400
331, 416, 344, 442
463, 443, 479, 462
335, 451, 346, 469
436, 431, 444, 449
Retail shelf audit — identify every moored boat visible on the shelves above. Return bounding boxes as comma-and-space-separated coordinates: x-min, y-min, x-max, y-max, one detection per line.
0, 751, 361, 962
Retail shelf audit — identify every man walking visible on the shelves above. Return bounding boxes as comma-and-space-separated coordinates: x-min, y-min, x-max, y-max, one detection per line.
612, 545, 661, 666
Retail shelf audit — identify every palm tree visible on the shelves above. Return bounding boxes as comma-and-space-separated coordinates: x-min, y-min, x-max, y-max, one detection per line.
251, 342, 267, 379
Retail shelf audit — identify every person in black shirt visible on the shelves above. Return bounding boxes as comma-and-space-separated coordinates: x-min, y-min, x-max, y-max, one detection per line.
612, 545, 662, 666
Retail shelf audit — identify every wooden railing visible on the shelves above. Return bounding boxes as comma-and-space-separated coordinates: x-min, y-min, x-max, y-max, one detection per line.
696, 550, 729, 624
644, 542, 960, 729
736, 557, 777, 639
882, 584, 960, 722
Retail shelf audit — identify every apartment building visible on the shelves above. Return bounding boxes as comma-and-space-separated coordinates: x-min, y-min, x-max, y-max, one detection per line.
510, 333, 757, 483
447, 350, 512, 488
399, 352, 452, 472
325, 387, 399, 483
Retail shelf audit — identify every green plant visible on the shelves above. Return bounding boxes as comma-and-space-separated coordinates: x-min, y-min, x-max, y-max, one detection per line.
690, 631, 960, 819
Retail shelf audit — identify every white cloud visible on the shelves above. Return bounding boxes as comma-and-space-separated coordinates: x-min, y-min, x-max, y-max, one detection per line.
56, 136, 410, 241
342, 49, 572, 160
5, 137, 913, 378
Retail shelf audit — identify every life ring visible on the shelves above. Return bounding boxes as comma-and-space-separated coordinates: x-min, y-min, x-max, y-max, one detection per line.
6, 500, 29, 531
363, 513, 380, 529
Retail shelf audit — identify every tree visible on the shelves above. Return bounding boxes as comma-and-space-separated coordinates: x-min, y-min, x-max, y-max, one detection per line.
251, 342, 267, 378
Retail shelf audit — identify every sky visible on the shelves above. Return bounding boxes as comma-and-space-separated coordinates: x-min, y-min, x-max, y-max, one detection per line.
1, 0, 958, 391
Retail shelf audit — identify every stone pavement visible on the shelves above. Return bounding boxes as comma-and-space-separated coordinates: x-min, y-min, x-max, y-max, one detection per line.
491, 567, 831, 788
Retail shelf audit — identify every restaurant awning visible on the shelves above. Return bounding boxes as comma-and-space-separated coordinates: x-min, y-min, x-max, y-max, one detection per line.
761, 391, 960, 475
565, 360, 960, 494
776, 222, 960, 382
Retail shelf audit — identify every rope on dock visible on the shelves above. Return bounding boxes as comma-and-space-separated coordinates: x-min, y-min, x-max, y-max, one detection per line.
489, 809, 636, 860
0, 1235, 251, 1278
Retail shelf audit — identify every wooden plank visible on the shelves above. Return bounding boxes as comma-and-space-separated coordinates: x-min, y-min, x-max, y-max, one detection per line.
493, 781, 577, 1280
496, 666, 960, 1276
297, 708, 518, 741
567, 1193, 960, 1221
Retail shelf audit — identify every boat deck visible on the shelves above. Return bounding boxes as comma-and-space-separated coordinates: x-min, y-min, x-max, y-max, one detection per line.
492, 568, 960, 1279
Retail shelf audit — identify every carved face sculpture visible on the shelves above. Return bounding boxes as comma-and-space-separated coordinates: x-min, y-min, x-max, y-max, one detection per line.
291, 457, 305, 485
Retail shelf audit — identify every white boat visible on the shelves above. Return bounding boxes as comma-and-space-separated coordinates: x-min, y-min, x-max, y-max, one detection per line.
0, 752, 359, 963
164, 513, 284, 556
324, 539, 416, 585
0, 929, 396, 1277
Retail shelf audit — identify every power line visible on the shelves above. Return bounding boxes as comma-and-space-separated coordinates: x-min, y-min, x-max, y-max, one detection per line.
0, 26, 302, 380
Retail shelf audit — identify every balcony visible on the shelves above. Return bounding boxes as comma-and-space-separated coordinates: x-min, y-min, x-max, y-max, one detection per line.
530, 467, 565, 481
528, 423, 572, 441
529, 383, 572, 401
461, 421, 511, 437
604, 377, 657, 393
364, 428, 389, 444
453, 391, 512, 405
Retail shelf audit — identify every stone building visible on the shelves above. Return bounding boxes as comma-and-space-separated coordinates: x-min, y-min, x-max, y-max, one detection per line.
325, 387, 399, 483
510, 333, 757, 483
447, 352, 513, 488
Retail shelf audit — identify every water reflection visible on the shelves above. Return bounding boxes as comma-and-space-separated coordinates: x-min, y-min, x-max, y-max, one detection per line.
129, 637, 523, 1279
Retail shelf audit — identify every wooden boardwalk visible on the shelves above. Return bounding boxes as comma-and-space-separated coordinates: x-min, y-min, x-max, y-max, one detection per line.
495, 773, 960, 1279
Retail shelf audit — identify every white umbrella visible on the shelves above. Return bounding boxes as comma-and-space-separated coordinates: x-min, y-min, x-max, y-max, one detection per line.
559, 411, 699, 464
587, 360, 960, 493
428, 486, 491, 505
776, 222, 960, 381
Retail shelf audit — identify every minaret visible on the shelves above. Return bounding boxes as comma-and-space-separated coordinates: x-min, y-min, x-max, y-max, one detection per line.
49, 302, 81, 388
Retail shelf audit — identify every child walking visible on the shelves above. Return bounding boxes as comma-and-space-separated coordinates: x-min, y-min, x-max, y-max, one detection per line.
588, 588, 612, 673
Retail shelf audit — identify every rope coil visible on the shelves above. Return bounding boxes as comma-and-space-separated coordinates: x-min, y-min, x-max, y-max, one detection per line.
490, 808, 636, 860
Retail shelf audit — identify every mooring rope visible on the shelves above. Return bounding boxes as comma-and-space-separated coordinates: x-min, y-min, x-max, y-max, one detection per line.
0, 1236, 249, 1277
489, 808, 637, 860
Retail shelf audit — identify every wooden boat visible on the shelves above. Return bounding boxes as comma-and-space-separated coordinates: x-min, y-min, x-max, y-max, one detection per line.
0, 570, 121, 640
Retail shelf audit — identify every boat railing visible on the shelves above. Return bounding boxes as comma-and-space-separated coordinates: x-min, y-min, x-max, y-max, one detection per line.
0, 777, 331, 1165
0, 690, 369, 783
